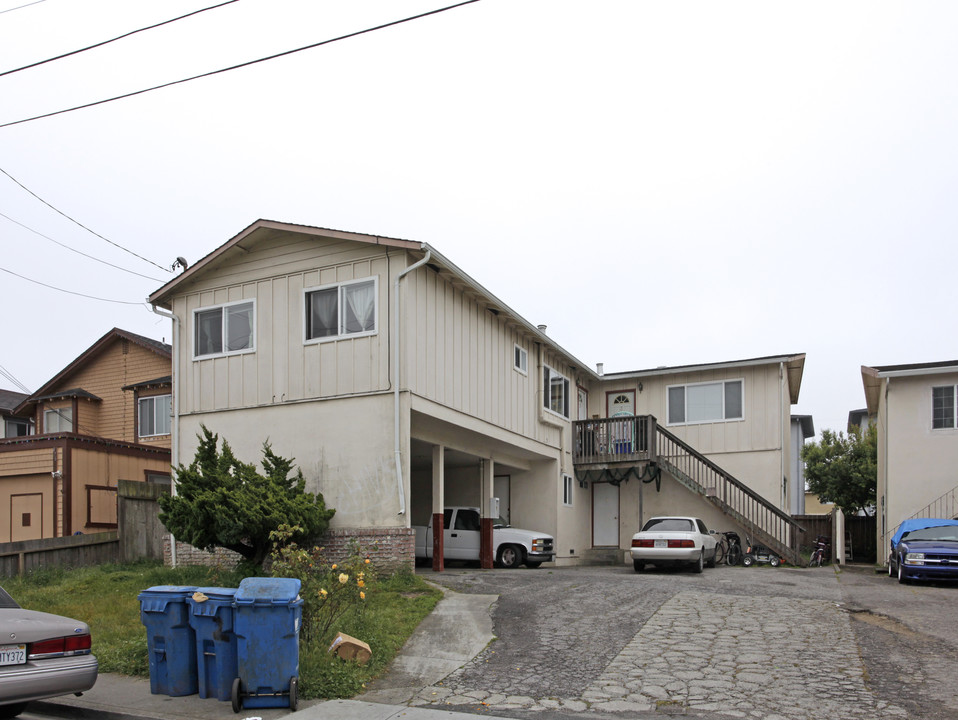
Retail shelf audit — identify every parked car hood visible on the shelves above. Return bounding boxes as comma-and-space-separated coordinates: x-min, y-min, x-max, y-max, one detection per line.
897, 538, 958, 553
0, 607, 91, 644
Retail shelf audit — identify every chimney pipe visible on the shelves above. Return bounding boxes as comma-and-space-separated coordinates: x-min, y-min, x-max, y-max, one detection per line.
597, 363, 604, 376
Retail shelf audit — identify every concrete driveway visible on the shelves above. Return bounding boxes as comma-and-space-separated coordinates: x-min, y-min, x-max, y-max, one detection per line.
368, 562, 958, 720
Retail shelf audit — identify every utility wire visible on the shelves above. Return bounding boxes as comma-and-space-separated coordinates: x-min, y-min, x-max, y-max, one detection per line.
0, 0, 47, 16
0, 363, 31, 393
0, 210, 165, 282
0, 166, 172, 273
0, 0, 482, 129
0, 0, 240, 78
0, 265, 149, 305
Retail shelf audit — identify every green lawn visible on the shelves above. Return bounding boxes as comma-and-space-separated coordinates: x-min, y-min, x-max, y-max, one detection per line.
1, 561, 441, 699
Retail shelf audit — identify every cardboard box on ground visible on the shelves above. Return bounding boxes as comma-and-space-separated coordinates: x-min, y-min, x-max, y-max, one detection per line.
328, 632, 372, 664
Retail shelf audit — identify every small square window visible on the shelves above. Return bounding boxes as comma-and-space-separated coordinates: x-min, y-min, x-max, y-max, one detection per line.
514, 345, 528, 375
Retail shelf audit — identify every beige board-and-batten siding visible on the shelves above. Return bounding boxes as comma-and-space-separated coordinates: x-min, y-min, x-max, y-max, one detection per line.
164, 527, 415, 574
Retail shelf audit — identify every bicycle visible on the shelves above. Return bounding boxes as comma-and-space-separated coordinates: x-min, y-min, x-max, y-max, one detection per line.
714, 531, 742, 566
807, 535, 830, 567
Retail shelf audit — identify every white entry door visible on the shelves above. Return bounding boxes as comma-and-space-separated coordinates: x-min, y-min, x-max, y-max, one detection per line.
592, 483, 619, 547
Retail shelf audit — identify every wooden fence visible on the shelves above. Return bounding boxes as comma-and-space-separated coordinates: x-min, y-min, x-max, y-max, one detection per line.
792, 513, 877, 563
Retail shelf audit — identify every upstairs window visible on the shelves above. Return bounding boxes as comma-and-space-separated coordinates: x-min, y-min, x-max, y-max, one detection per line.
933, 385, 957, 429
44, 407, 73, 433
543, 365, 570, 419
668, 379, 744, 425
514, 345, 528, 375
194, 300, 254, 358
305, 278, 377, 342
138, 394, 171, 437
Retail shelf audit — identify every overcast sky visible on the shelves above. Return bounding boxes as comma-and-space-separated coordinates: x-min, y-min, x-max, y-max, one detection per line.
1, 0, 955, 437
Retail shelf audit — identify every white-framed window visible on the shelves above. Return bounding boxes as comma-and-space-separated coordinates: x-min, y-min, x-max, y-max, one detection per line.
304, 277, 377, 343
4, 418, 29, 437
514, 344, 528, 375
193, 300, 255, 358
138, 394, 171, 437
667, 379, 744, 425
933, 385, 957, 429
562, 473, 574, 506
543, 365, 570, 419
44, 407, 73, 433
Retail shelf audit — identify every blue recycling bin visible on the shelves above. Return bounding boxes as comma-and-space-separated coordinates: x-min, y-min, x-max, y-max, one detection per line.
138, 585, 198, 696
231, 577, 303, 712
187, 587, 238, 701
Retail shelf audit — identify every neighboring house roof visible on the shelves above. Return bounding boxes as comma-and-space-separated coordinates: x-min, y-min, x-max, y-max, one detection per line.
122, 376, 172, 391
603, 353, 807, 403
847, 408, 869, 431
792, 414, 815, 439
15, 328, 171, 415
0, 389, 29, 415
147, 219, 808, 395
861, 361, 958, 414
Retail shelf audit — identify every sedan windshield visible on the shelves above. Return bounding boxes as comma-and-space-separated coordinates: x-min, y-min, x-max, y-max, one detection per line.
643, 518, 694, 532
0, 586, 20, 608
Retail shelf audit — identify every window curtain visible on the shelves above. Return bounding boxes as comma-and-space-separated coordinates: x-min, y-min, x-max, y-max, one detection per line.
344, 281, 375, 333
196, 310, 222, 355
309, 289, 338, 338
226, 303, 253, 351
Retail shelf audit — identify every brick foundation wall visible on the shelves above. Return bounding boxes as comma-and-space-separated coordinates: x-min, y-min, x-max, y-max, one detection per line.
163, 526, 415, 575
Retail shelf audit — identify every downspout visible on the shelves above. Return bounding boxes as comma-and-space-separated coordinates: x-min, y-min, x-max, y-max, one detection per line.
151, 304, 179, 567
394, 249, 432, 516
780, 362, 786, 511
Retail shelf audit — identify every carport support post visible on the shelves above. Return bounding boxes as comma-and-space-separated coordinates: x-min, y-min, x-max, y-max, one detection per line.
432, 446, 445, 572
481, 459, 495, 569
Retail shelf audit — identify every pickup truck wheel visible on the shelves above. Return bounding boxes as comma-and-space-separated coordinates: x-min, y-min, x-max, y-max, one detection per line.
497, 544, 522, 569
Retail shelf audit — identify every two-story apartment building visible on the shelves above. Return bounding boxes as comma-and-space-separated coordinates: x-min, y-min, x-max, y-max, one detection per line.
0, 329, 173, 542
862, 361, 958, 561
148, 220, 807, 568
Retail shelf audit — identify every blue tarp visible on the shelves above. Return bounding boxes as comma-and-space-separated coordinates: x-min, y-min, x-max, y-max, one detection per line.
890, 518, 958, 549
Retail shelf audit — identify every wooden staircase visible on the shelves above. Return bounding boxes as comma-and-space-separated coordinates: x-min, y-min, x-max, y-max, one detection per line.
656, 425, 806, 565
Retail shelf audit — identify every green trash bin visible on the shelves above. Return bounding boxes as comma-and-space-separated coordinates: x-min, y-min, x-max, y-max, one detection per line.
187, 587, 238, 701
231, 577, 302, 712
138, 586, 198, 696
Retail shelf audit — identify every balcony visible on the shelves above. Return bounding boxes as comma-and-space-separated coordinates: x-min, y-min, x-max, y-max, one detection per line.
573, 415, 657, 467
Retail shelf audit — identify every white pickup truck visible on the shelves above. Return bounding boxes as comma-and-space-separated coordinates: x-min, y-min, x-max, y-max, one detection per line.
413, 507, 555, 568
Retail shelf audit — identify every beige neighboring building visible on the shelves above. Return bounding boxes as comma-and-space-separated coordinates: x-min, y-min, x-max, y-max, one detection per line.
862, 361, 958, 561
148, 220, 808, 568
0, 329, 173, 542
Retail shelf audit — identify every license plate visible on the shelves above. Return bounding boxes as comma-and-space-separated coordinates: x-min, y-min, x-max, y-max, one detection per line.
0, 644, 25, 666
654, 540, 667, 548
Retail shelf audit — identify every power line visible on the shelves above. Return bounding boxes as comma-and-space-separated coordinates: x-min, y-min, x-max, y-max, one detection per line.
0, 210, 165, 281
0, 0, 482, 129
0, 0, 240, 78
0, 363, 31, 393
0, 0, 47, 16
0, 166, 172, 273
0, 265, 149, 305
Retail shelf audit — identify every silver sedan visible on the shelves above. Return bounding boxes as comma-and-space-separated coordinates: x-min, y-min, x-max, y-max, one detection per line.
0, 586, 98, 718
630, 516, 718, 573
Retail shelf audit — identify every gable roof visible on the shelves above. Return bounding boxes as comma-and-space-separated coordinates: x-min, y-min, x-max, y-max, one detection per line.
16, 328, 171, 414
861, 361, 958, 413
146, 219, 806, 396
0, 389, 29, 415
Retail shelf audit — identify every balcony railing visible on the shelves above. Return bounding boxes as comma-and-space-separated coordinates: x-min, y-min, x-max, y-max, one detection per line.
573, 415, 656, 465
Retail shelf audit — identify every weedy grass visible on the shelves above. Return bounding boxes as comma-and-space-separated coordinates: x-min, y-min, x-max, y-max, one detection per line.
1, 561, 440, 698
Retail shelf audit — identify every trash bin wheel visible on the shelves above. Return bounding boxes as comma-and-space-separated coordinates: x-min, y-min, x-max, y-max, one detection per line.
231, 677, 243, 713
289, 676, 298, 711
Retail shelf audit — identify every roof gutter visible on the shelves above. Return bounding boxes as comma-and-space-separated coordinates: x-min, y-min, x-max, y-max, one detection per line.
150, 303, 180, 568
394, 249, 432, 516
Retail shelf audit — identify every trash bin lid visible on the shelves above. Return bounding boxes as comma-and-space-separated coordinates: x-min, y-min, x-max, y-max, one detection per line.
190, 587, 238, 603
234, 577, 301, 606
137, 585, 198, 612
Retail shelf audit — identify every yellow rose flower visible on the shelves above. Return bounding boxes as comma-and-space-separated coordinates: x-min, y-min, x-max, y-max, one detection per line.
331, 564, 337, 570
319, 588, 328, 597
357, 580, 365, 587
365, 558, 371, 564
360, 591, 365, 600
338, 573, 349, 584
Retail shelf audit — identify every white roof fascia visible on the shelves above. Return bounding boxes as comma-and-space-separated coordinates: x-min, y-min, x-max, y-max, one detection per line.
601, 354, 804, 380
874, 365, 958, 379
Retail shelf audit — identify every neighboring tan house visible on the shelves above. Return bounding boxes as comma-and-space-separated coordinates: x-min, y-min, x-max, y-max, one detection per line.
0, 329, 173, 542
862, 361, 958, 561
1, 389, 31, 438
148, 219, 808, 568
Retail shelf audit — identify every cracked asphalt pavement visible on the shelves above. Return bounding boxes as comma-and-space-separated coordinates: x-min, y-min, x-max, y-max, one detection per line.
404, 562, 958, 720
